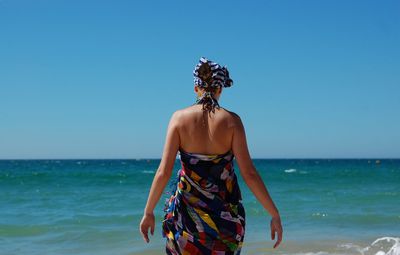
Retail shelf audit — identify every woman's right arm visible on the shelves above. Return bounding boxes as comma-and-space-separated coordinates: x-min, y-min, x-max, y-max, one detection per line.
231, 114, 283, 248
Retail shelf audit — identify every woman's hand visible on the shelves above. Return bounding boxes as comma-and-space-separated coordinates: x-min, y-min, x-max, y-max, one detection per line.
139, 213, 155, 243
270, 215, 283, 248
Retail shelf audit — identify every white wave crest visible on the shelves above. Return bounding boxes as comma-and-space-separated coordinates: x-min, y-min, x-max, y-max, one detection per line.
141, 170, 155, 174
338, 237, 400, 255
259, 237, 400, 255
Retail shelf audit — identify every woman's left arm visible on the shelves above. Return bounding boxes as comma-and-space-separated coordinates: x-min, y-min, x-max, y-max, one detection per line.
139, 111, 180, 243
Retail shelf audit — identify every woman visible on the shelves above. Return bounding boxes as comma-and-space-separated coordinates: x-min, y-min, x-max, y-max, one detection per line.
140, 57, 283, 254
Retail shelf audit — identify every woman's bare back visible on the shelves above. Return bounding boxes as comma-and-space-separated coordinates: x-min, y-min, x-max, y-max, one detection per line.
176, 104, 237, 155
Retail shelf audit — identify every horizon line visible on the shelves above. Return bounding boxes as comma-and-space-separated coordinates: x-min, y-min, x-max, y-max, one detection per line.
0, 157, 398, 161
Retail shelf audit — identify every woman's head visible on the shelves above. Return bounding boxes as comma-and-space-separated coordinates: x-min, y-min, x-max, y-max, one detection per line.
193, 57, 233, 115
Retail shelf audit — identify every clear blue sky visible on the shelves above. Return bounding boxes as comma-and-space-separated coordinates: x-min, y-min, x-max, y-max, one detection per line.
0, 0, 399, 159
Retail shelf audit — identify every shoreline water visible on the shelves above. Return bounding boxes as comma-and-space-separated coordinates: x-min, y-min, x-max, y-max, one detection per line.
1, 159, 399, 255
131, 237, 400, 255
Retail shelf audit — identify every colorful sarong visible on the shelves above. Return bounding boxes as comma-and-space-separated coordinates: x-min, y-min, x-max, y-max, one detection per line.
162, 149, 246, 255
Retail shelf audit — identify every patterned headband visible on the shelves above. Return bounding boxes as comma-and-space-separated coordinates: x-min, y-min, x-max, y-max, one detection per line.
193, 57, 233, 88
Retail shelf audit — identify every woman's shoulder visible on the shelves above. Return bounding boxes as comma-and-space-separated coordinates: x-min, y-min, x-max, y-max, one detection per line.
219, 107, 244, 130
220, 107, 241, 120
171, 105, 242, 125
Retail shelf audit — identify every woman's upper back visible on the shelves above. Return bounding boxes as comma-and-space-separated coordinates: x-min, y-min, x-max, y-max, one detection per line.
157, 57, 257, 183
175, 104, 239, 155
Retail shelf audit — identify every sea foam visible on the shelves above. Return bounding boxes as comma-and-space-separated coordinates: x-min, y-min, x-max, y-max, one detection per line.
338, 237, 400, 255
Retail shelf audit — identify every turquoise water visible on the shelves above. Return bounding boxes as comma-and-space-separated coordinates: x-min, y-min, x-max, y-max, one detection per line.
1, 158, 399, 255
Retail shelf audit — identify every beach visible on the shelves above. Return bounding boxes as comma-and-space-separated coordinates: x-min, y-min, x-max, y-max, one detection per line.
1, 158, 399, 255
132, 238, 400, 255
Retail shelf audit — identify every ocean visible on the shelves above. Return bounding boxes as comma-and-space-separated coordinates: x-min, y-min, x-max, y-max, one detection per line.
1, 158, 399, 255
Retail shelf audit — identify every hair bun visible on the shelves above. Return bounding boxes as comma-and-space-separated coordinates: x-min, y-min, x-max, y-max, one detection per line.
197, 62, 213, 87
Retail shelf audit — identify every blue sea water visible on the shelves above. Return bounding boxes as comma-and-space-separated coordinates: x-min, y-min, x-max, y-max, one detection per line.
0, 158, 399, 255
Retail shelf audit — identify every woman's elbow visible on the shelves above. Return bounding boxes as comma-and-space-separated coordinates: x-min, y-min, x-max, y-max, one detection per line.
155, 168, 172, 181
241, 166, 259, 182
